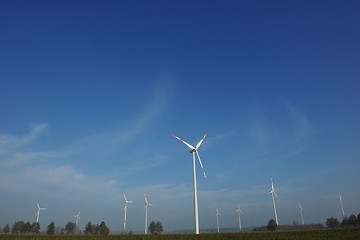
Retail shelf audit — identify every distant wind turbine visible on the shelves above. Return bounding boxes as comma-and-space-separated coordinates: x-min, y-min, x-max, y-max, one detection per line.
123, 193, 133, 234
35, 203, 47, 223
267, 178, 280, 225
74, 211, 80, 234
144, 193, 154, 234
339, 194, 346, 219
235, 204, 242, 232
216, 207, 221, 233
299, 204, 304, 225
173, 134, 208, 234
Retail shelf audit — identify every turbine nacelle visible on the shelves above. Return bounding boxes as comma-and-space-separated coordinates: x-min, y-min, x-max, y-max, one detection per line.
173, 133, 208, 182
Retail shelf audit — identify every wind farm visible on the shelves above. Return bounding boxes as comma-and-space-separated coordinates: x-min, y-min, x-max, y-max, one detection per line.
1, 0, 360, 239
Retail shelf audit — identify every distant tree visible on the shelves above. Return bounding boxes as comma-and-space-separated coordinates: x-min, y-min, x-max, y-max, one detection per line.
148, 221, 156, 234
11, 221, 25, 234
98, 221, 109, 235
3, 224, 10, 234
358, 213, 360, 225
98, 221, 106, 234
341, 217, 350, 227
65, 222, 75, 234
84, 222, 98, 235
347, 214, 357, 226
24, 222, 31, 234
31, 222, 40, 234
326, 217, 340, 228
292, 220, 299, 226
103, 226, 110, 235
47, 222, 55, 234
155, 221, 164, 234
267, 219, 277, 231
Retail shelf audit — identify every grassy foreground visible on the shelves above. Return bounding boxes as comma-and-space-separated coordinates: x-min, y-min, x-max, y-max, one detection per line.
1, 228, 360, 240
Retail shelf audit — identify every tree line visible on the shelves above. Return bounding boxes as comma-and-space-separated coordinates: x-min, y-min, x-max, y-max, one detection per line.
253, 212, 360, 232
326, 213, 360, 228
1, 221, 109, 235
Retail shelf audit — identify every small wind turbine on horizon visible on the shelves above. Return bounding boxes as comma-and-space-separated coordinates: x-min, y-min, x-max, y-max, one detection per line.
144, 193, 154, 234
235, 204, 242, 232
339, 193, 346, 219
267, 178, 280, 225
35, 203, 47, 223
173, 133, 208, 234
123, 193, 133, 234
216, 207, 221, 233
74, 211, 80, 234
299, 204, 304, 225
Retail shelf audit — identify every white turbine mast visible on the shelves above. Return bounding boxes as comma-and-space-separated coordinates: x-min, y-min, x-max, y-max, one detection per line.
267, 178, 280, 225
74, 211, 80, 233
35, 203, 47, 223
173, 134, 208, 234
144, 193, 154, 234
235, 204, 243, 232
299, 204, 304, 225
123, 193, 133, 234
216, 207, 221, 233
339, 193, 346, 219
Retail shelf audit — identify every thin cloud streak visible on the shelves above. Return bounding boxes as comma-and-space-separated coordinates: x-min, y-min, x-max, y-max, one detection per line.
0, 123, 49, 148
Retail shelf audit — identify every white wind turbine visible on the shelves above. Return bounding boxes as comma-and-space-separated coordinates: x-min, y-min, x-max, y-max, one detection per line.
216, 207, 221, 233
123, 193, 133, 234
144, 193, 154, 234
267, 178, 280, 225
299, 204, 304, 225
235, 204, 243, 232
74, 211, 80, 234
339, 194, 346, 219
35, 203, 47, 223
173, 134, 208, 234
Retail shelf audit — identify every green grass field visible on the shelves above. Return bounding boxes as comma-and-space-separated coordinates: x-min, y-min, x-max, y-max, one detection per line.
1, 228, 360, 240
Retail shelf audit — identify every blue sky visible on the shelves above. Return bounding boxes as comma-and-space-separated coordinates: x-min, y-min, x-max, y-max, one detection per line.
1, 0, 360, 233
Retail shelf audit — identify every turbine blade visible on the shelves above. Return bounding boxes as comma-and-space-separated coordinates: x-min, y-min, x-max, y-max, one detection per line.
36, 203, 40, 209
196, 133, 207, 149
196, 151, 207, 181
128, 201, 133, 203
144, 193, 148, 204
274, 191, 280, 201
172, 135, 195, 150
123, 193, 127, 202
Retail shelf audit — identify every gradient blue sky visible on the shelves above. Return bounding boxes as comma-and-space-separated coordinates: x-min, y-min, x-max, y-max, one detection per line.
1, 0, 360, 233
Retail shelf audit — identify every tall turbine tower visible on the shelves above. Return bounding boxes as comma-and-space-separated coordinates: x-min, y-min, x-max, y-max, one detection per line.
235, 204, 242, 232
74, 211, 80, 234
339, 194, 346, 219
123, 193, 133, 234
299, 204, 304, 225
267, 178, 280, 225
173, 134, 208, 234
216, 207, 221, 233
144, 193, 154, 234
35, 203, 47, 223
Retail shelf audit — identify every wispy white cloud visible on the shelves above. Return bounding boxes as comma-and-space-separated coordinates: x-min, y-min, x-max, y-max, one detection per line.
238, 101, 313, 164
0, 164, 122, 202
0, 123, 49, 149
70, 79, 173, 159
